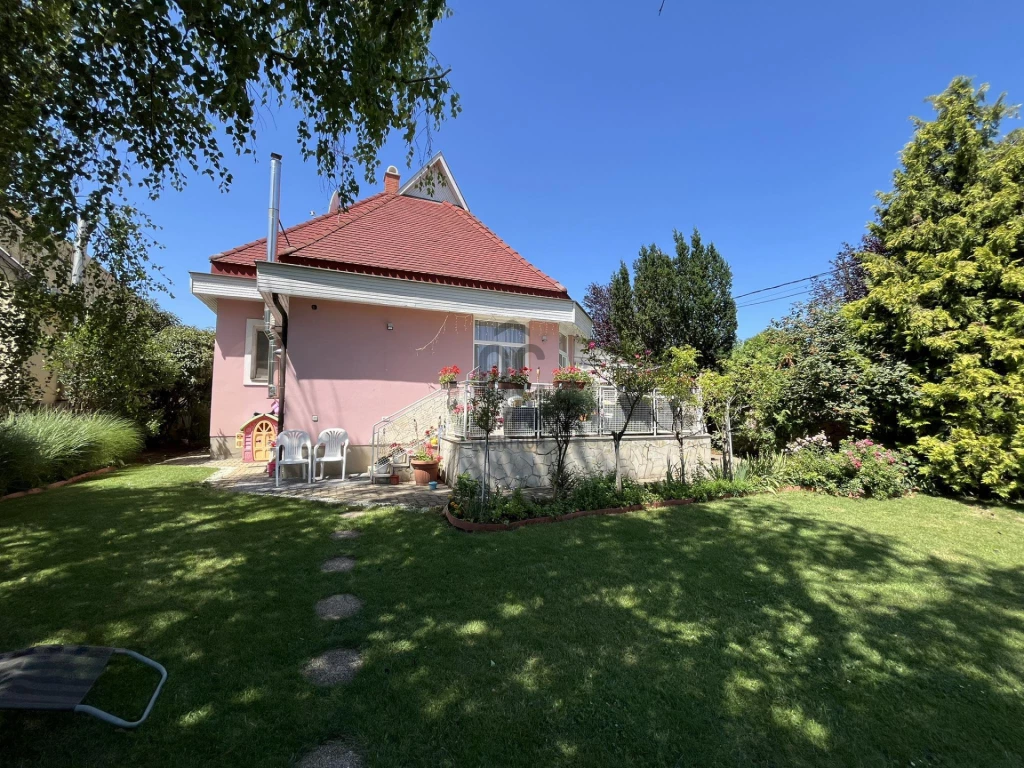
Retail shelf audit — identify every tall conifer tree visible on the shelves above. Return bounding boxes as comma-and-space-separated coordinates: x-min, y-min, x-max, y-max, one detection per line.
674, 228, 737, 366
848, 77, 1024, 498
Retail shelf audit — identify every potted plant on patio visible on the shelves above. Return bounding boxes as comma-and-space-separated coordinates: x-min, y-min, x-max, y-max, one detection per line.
438, 365, 461, 389
409, 429, 442, 485
552, 365, 591, 390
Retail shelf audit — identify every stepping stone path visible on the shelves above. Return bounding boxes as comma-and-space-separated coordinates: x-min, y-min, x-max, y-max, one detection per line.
321, 556, 356, 573
339, 510, 367, 520
297, 741, 363, 768
302, 649, 363, 687
316, 594, 363, 620
330, 529, 360, 541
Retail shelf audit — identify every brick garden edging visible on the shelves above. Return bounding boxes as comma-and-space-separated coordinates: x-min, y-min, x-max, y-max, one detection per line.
0, 466, 114, 502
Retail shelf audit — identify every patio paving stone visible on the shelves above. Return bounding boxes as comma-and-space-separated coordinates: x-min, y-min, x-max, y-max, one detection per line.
201, 460, 447, 510
302, 649, 363, 687
315, 594, 363, 620
297, 742, 363, 768
321, 556, 356, 574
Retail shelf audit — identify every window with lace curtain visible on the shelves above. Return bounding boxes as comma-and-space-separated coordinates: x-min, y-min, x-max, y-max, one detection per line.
473, 320, 526, 372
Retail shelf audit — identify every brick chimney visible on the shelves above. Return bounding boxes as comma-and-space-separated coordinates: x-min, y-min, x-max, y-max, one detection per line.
384, 165, 400, 194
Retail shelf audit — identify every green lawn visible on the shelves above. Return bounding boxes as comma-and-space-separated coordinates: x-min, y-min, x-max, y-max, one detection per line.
1, 465, 1023, 766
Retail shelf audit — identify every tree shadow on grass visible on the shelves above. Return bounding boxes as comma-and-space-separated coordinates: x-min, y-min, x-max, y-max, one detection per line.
2, 471, 1023, 767
0, 466, 384, 767
342, 498, 1024, 767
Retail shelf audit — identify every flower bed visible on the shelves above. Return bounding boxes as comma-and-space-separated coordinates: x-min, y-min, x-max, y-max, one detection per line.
782, 436, 916, 499
445, 471, 757, 529
444, 497, 701, 533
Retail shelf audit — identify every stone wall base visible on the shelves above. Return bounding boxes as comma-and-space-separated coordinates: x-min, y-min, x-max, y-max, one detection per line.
440, 434, 711, 488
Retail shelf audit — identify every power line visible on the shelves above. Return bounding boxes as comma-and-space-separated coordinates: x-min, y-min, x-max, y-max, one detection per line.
736, 288, 812, 309
732, 268, 839, 300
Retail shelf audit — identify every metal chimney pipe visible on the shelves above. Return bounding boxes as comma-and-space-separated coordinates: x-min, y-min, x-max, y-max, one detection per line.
267, 152, 282, 263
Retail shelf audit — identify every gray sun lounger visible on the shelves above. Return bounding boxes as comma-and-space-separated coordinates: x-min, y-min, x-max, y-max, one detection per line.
0, 645, 167, 729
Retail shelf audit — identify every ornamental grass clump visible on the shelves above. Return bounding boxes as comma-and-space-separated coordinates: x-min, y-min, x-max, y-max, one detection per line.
0, 409, 142, 494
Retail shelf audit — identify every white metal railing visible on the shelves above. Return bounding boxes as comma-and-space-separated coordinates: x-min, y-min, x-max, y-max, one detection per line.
370, 388, 449, 472
443, 377, 703, 441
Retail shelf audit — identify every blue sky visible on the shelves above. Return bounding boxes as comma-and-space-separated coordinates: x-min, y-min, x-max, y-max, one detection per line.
148, 0, 1024, 337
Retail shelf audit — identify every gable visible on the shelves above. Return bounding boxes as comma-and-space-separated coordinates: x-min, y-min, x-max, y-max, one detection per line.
398, 153, 468, 210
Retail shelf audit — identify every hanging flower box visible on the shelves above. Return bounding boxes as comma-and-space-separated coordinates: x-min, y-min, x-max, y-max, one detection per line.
553, 366, 591, 389
438, 365, 461, 389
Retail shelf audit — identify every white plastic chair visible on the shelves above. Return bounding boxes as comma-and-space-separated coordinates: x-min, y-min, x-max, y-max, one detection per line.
275, 430, 313, 486
313, 428, 349, 482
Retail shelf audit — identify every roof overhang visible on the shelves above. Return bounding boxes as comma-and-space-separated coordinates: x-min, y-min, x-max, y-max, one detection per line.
189, 271, 262, 312
255, 261, 593, 337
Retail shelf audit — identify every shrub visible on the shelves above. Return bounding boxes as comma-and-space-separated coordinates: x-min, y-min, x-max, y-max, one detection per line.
569, 472, 654, 511
734, 451, 788, 491
647, 474, 754, 503
783, 437, 914, 499
0, 410, 142, 494
540, 386, 597, 498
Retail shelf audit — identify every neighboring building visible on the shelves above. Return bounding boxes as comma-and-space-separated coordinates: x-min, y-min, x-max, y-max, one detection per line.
1, 240, 60, 404
191, 153, 593, 469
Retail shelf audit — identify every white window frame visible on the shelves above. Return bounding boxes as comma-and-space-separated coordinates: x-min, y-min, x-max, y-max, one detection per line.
472, 319, 529, 375
243, 318, 272, 386
558, 333, 568, 368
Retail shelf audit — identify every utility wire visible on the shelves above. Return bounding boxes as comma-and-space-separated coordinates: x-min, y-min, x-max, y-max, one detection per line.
736, 288, 812, 309
732, 267, 839, 300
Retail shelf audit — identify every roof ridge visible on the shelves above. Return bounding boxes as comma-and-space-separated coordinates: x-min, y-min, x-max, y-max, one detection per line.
446, 203, 566, 292
286, 192, 397, 259
210, 192, 390, 262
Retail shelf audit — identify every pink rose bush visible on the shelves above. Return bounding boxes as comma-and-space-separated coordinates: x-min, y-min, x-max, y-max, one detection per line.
783, 436, 916, 499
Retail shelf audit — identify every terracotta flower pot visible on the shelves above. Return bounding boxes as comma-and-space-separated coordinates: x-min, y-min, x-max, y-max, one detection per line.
389, 474, 400, 485
410, 459, 440, 485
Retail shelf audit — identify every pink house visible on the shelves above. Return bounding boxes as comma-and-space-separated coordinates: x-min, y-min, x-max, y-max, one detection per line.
191, 153, 593, 469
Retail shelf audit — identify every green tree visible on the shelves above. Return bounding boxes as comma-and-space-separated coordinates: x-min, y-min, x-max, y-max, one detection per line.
47, 292, 176, 431
469, 373, 507, 503
603, 230, 737, 363
654, 346, 701, 478
608, 262, 637, 349
541, 387, 598, 499
151, 326, 216, 445
848, 77, 1024, 499
583, 343, 658, 494
778, 306, 915, 447
1, 0, 459, 368
674, 229, 737, 367
701, 333, 790, 467
632, 244, 677, 355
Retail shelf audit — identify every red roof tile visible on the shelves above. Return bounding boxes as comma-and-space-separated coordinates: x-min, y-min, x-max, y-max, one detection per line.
210, 192, 568, 298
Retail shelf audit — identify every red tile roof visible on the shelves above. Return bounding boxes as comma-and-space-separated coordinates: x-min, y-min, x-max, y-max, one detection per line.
210, 192, 568, 298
